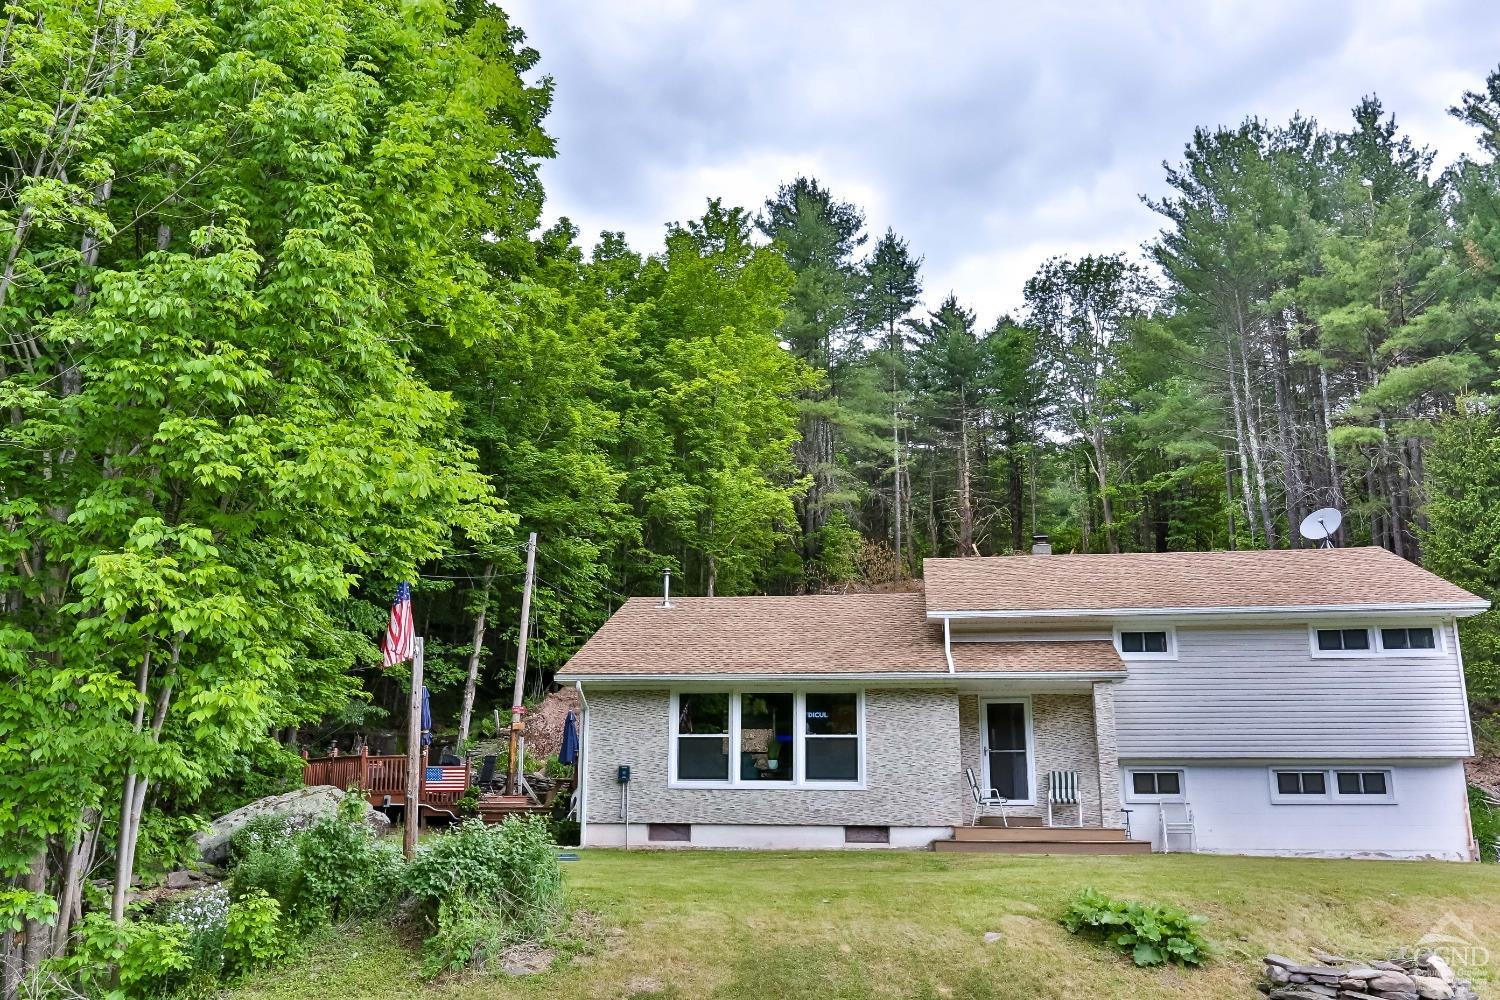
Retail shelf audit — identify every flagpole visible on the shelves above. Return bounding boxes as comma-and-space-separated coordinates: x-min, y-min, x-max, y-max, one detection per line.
404, 635, 424, 859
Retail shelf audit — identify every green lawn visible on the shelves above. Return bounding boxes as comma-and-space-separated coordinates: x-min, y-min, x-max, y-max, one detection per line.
227, 850, 1500, 1000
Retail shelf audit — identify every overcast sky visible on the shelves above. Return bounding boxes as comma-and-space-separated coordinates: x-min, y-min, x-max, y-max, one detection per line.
506, 1, 1500, 322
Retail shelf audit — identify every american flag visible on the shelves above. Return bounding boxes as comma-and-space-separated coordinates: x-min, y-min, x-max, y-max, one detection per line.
381, 582, 414, 667
425, 766, 468, 792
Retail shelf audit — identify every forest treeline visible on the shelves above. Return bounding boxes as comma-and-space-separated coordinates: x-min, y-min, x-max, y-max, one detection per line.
4, 0, 1500, 984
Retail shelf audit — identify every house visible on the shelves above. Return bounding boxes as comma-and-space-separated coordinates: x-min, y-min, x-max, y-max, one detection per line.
554, 545, 1490, 859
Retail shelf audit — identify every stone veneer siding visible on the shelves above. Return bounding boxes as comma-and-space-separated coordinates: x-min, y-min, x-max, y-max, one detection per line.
958, 688, 1116, 826
583, 687, 964, 827
1091, 683, 1124, 827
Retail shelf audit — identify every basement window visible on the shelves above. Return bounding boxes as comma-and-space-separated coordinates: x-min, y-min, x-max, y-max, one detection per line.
1127, 770, 1184, 801
1275, 770, 1327, 797
647, 824, 691, 843
844, 825, 889, 844
1335, 770, 1394, 801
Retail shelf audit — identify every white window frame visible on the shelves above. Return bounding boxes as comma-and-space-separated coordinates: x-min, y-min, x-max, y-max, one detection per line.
1308, 622, 1446, 659
979, 696, 1036, 805
1307, 625, 1375, 658
1113, 625, 1177, 661
1267, 766, 1398, 805
1373, 623, 1445, 657
1331, 768, 1397, 804
1268, 767, 1333, 803
667, 689, 865, 791
1124, 768, 1186, 803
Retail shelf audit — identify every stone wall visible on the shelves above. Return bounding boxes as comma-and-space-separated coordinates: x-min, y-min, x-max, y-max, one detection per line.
583, 687, 964, 828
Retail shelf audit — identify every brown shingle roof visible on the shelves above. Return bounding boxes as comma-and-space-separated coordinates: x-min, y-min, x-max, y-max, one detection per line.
560, 593, 943, 676
924, 546, 1486, 615
951, 640, 1123, 673
556, 593, 1127, 678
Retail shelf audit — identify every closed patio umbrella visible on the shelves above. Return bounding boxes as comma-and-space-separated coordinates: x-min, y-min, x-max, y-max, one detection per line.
420, 685, 433, 748
559, 710, 579, 766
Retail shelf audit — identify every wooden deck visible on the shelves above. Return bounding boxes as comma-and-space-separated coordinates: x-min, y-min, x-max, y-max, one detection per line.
302, 749, 569, 825
302, 749, 470, 821
933, 817, 1153, 855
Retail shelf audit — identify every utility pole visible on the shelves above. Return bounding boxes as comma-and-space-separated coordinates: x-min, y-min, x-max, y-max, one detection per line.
404, 636, 425, 858
506, 532, 537, 796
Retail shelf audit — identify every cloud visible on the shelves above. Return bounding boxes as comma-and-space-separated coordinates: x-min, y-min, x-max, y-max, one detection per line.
507, 0, 1500, 323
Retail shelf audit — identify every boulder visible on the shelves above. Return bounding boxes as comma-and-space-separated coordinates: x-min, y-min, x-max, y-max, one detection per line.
196, 785, 390, 863
1370, 971, 1418, 992
1411, 975, 1454, 1000
1422, 955, 1456, 986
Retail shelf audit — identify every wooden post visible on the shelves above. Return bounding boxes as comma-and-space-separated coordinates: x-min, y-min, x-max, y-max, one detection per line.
507, 533, 537, 796
404, 636, 424, 859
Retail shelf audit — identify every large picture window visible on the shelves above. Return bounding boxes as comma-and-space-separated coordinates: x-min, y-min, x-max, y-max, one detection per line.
669, 690, 864, 788
740, 693, 795, 782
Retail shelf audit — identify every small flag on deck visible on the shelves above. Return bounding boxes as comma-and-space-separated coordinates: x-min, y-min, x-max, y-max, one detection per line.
381, 582, 414, 667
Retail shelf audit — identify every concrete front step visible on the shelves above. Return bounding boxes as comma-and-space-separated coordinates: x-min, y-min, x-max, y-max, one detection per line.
933, 838, 1154, 855
952, 826, 1130, 843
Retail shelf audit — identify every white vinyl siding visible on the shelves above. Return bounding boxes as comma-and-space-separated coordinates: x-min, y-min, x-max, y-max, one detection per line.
1114, 623, 1471, 757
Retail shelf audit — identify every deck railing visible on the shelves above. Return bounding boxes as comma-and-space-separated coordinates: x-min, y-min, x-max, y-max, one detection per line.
302, 748, 470, 812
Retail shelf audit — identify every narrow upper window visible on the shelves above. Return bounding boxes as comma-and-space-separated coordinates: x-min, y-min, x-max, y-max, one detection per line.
1130, 770, 1182, 797
804, 692, 860, 782
1380, 627, 1436, 651
1315, 628, 1370, 652
1336, 771, 1389, 796
675, 693, 730, 782
1275, 770, 1327, 796
1119, 630, 1170, 654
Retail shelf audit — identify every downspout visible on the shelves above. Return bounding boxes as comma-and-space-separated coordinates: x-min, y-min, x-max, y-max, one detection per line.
943, 617, 955, 674
574, 681, 589, 849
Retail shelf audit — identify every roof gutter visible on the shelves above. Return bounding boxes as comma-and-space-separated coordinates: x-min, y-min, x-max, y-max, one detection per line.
926, 600, 1491, 621
943, 617, 955, 674
553, 669, 1126, 685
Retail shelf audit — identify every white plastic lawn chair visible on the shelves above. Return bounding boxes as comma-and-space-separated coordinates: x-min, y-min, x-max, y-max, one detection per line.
1046, 769, 1083, 827
965, 767, 1009, 827
1158, 801, 1197, 853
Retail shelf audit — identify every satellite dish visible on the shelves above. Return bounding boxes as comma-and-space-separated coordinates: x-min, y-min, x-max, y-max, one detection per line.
1299, 507, 1343, 548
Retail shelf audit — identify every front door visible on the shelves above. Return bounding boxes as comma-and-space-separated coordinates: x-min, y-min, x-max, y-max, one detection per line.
982, 700, 1031, 801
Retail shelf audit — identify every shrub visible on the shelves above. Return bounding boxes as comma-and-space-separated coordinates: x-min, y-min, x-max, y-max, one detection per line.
222, 888, 284, 976
229, 795, 398, 931
229, 823, 306, 922
1060, 887, 1212, 967
157, 884, 231, 985
403, 817, 564, 975
63, 910, 192, 999
1472, 784, 1500, 862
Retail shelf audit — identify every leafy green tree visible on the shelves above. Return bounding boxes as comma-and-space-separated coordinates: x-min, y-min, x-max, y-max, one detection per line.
0, 0, 545, 980
622, 201, 814, 595
1422, 403, 1500, 706
1025, 255, 1155, 552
